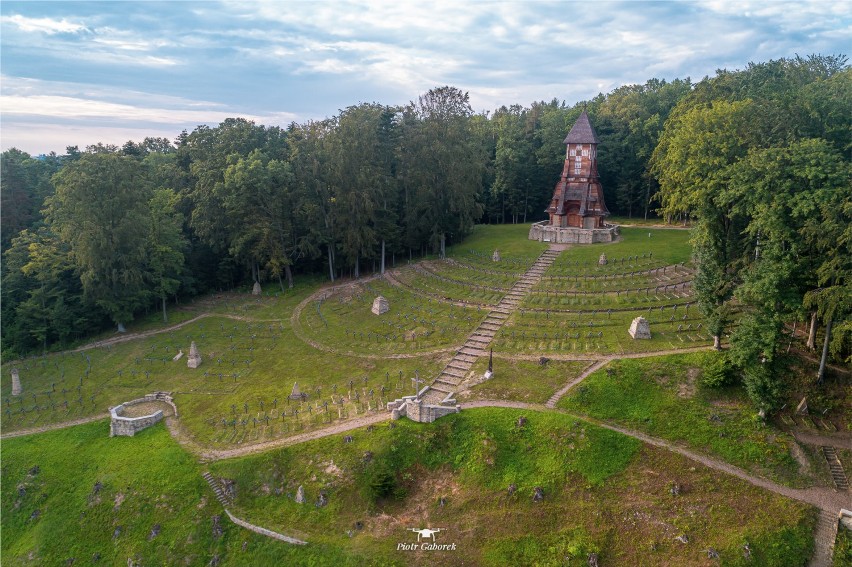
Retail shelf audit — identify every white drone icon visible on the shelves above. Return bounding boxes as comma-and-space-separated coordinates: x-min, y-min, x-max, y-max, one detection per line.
409, 528, 443, 542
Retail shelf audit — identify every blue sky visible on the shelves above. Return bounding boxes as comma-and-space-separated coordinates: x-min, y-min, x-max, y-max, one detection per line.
2, 1, 849, 155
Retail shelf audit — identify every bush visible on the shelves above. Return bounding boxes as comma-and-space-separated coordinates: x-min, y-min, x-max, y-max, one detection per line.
702, 353, 736, 388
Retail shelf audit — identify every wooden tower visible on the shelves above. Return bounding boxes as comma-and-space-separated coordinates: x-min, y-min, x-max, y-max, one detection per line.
545, 110, 610, 229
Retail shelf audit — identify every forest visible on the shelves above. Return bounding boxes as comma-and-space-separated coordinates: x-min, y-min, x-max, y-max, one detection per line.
2, 55, 850, 404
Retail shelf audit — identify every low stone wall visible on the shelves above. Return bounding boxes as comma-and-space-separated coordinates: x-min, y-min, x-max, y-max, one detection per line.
388, 396, 460, 423
109, 392, 175, 437
529, 221, 619, 244
225, 510, 307, 545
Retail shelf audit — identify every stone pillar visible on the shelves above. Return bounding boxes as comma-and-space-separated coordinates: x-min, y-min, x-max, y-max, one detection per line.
252, 281, 262, 296
11, 368, 22, 396
187, 342, 202, 369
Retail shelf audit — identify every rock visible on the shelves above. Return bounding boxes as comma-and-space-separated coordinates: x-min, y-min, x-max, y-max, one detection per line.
252, 281, 261, 296
598, 253, 607, 266
371, 296, 390, 315
315, 491, 328, 507
187, 341, 202, 369
538, 356, 550, 366
706, 548, 719, 559
295, 485, 306, 504
212, 515, 223, 539
532, 486, 544, 502
674, 534, 689, 544
628, 316, 651, 339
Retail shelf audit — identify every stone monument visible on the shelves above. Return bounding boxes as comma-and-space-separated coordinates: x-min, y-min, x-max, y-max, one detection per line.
628, 317, 651, 339
371, 296, 389, 315
289, 382, 302, 400
187, 342, 202, 369
483, 348, 494, 380
599, 253, 607, 266
492, 249, 501, 262
252, 281, 261, 296
295, 485, 306, 504
11, 368, 22, 396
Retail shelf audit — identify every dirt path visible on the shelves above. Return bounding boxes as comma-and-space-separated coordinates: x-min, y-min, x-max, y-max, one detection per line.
546, 359, 610, 408
459, 400, 848, 513
198, 412, 391, 462
791, 428, 852, 451
1, 413, 108, 438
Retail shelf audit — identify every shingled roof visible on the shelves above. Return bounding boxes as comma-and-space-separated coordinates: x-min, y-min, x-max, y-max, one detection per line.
563, 110, 600, 144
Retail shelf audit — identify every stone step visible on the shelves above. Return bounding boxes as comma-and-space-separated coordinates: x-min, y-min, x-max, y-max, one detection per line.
448, 359, 472, 369
456, 354, 479, 363
429, 383, 454, 394
480, 323, 501, 331
460, 347, 486, 356
436, 375, 462, 387
488, 312, 509, 319
443, 368, 466, 379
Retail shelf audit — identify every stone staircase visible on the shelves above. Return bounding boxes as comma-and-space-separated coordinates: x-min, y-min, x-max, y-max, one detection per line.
422, 248, 562, 404
822, 446, 849, 490
808, 509, 839, 567
202, 471, 232, 507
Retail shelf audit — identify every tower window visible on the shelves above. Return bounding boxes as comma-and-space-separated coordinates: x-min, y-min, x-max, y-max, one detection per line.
582, 149, 589, 157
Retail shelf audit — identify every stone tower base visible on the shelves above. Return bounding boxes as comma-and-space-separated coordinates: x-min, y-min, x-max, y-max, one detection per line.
529, 221, 619, 244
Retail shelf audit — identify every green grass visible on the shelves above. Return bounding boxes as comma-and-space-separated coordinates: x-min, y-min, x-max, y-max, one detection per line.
835, 524, 852, 566
209, 407, 815, 566
558, 352, 810, 487
456, 358, 588, 403
0, 420, 392, 566
447, 223, 548, 264
547, 227, 693, 274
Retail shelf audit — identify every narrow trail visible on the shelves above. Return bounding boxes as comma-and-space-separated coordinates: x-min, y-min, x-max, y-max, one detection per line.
198, 412, 391, 462
0, 413, 108, 438
546, 359, 610, 408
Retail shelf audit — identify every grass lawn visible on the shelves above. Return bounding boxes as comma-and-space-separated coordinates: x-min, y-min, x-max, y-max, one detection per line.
557, 352, 815, 487
1, 420, 388, 566
456, 358, 589, 404
210, 407, 816, 566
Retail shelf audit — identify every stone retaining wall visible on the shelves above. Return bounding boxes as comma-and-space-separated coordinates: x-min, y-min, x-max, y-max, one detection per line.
109, 392, 176, 437
388, 396, 460, 423
529, 221, 619, 244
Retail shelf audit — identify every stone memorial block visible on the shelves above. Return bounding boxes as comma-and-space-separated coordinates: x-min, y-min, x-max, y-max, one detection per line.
11, 368, 22, 396
295, 485, 306, 504
289, 382, 302, 400
492, 249, 501, 262
252, 281, 261, 296
598, 253, 607, 266
628, 317, 651, 339
187, 342, 202, 369
371, 296, 390, 316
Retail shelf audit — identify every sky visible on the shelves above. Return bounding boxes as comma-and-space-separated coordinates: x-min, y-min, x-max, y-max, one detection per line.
1, 1, 850, 155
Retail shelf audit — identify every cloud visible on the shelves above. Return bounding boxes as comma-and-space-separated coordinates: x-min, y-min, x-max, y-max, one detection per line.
1, 14, 87, 34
